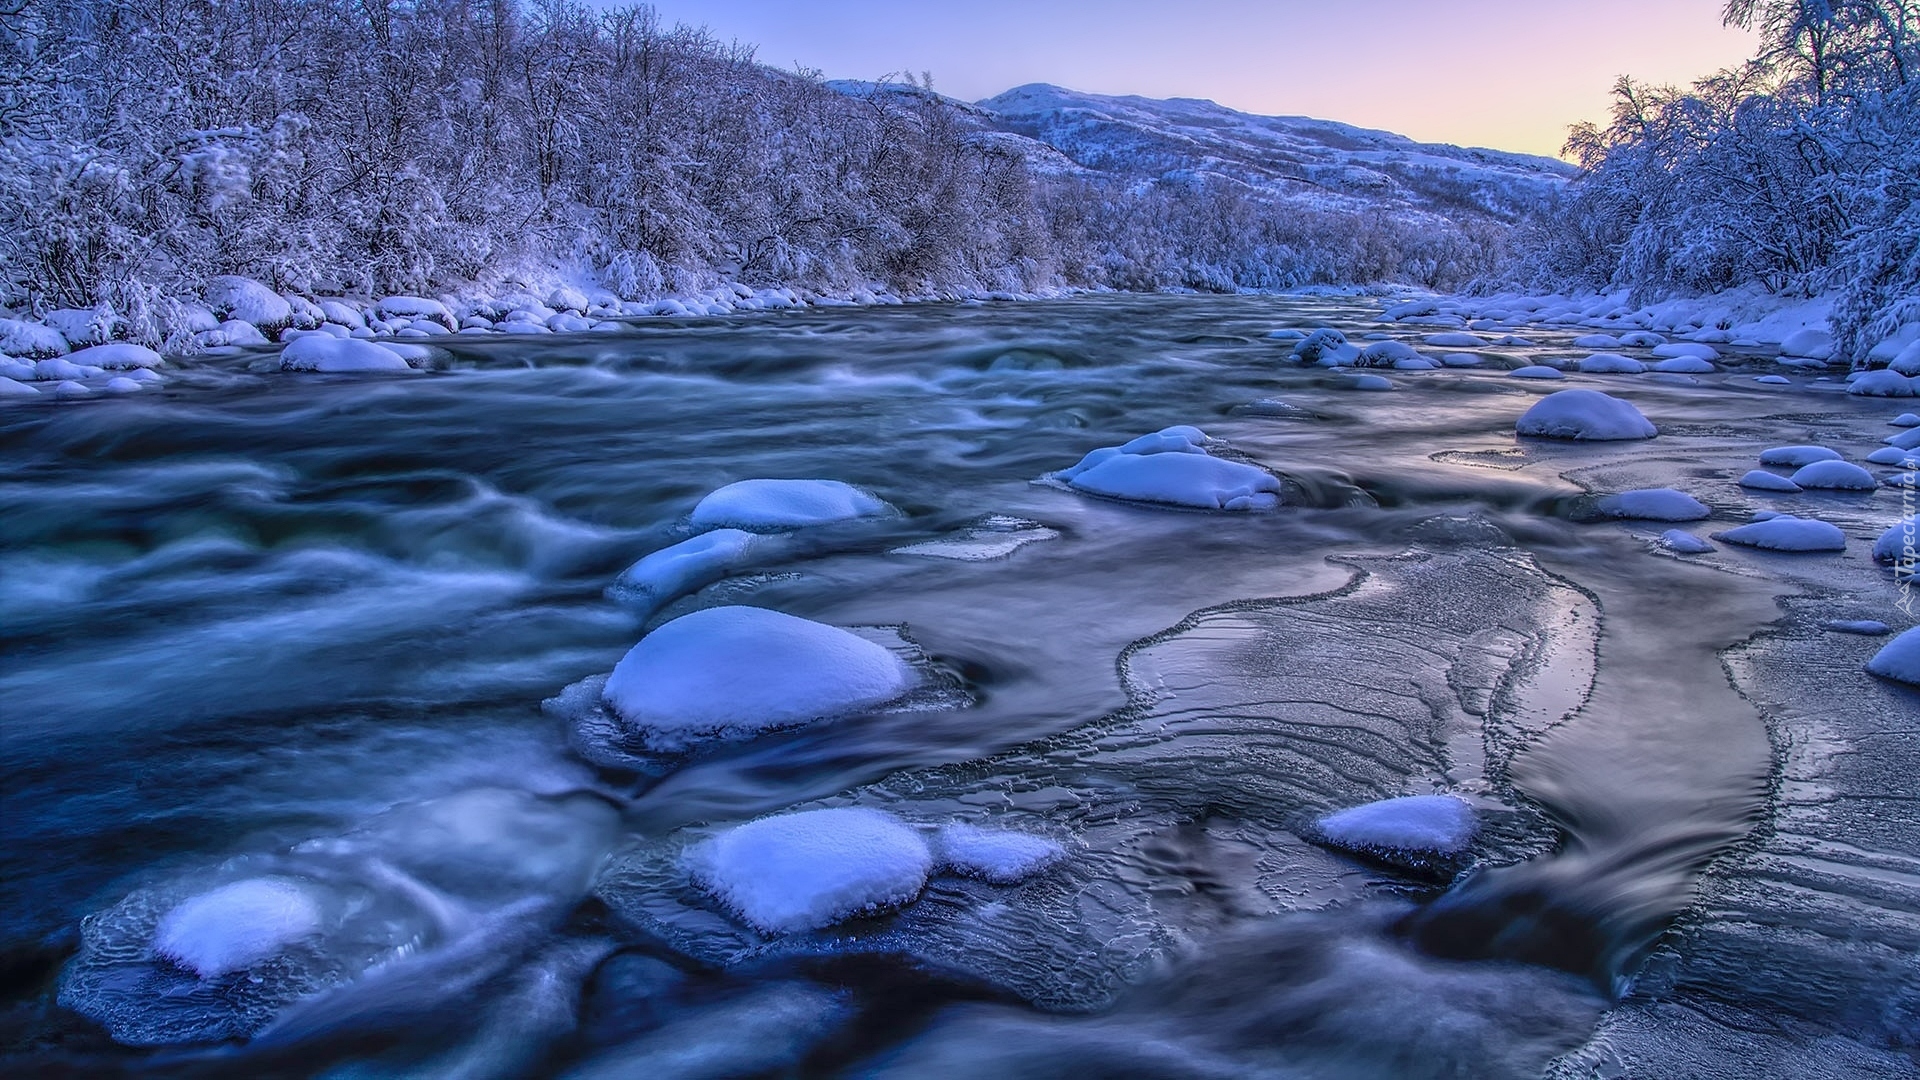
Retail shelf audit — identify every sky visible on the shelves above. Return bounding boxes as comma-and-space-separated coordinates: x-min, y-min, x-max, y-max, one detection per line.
641, 0, 1757, 159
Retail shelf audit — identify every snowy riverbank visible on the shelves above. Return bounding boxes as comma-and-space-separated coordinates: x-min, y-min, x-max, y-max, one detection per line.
3, 276, 1919, 399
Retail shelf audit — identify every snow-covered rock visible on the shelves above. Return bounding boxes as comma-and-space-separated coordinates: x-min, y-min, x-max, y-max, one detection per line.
1865, 627, 1920, 686
205, 276, 293, 329
217, 319, 270, 346
104, 377, 142, 394
1660, 530, 1714, 554
1577, 352, 1645, 374
1515, 389, 1655, 440
279, 336, 412, 372
689, 479, 891, 531
1872, 517, 1919, 564
1619, 331, 1666, 347
66, 343, 162, 370
608, 529, 763, 612
1758, 446, 1841, 467
1312, 795, 1476, 870
934, 824, 1066, 884
1651, 342, 1719, 361
1651, 356, 1715, 374
1509, 365, 1565, 380
0, 318, 68, 357
1738, 470, 1801, 492
1572, 334, 1621, 348
316, 301, 368, 330
602, 606, 913, 751
153, 879, 323, 978
1891, 340, 1920, 376
1788, 461, 1876, 490
373, 296, 453, 326
1712, 516, 1846, 552
33, 357, 94, 381
51, 380, 92, 399
1355, 340, 1423, 368
1885, 427, 1920, 450
1850, 370, 1915, 397
1291, 328, 1353, 365
1596, 488, 1710, 521
1868, 447, 1920, 467
1885, 471, 1920, 490
0, 378, 42, 399
1063, 439, 1282, 511
1892, 413, 1920, 427
1754, 375, 1792, 385
43, 307, 119, 345
1779, 327, 1834, 359
692, 808, 932, 933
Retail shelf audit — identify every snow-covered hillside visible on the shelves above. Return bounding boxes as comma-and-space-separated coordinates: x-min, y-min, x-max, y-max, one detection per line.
979, 84, 1576, 222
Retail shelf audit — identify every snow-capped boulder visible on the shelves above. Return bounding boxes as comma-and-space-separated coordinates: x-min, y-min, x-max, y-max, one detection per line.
374, 296, 453, 327
1383, 299, 1440, 320
1886, 471, 1920, 490
1779, 327, 1834, 359
692, 808, 933, 933
1891, 413, 1920, 427
934, 824, 1066, 884
1885, 427, 1920, 450
1754, 375, 1792, 385
1062, 437, 1282, 511
1891, 341, 1920, 376
1292, 328, 1353, 365
602, 606, 913, 751
1312, 795, 1476, 874
548, 287, 590, 313
1850, 370, 1915, 397
1712, 516, 1846, 552
0, 378, 41, 399
608, 529, 763, 612
104, 377, 142, 394
1509, 365, 1565, 380
1572, 334, 1621, 348
1577, 352, 1646, 374
1596, 488, 1710, 521
205, 276, 293, 329
1619, 331, 1666, 347
153, 879, 323, 978
317, 301, 368, 330
1660, 530, 1714, 554
1873, 517, 1918, 564
1651, 356, 1715, 373
43, 308, 119, 346
1515, 389, 1656, 440
1868, 447, 1920, 466
33, 357, 94, 381
0, 318, 68, 357
1758, 446, 1841, 467
1355, 340, 1423, 368
51, 380, 92, 399
1788, 460, 1876, 490
67, 343, 162, 370
689, 479, 891, 531
217, 319, 270, 346
1865, 627, 1920, 686
1652, 342, 1719, 361
279, 336, 412, 372
1738, 470, 1801, 492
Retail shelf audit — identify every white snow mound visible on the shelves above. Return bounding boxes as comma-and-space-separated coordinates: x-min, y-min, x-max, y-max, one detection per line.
935, 824, 1066, 884
67, 343, 163, 370
609, 529, 762, 611
1660, 530, 1714, 554
204, 276, 292, 328
1316, 795, 1476, 857
1866, 627, 1920, 686
279, 335, 412, 372
1873, 517, 1919, 564
1738, 470, 1801, 492
1597, 488, 1709, 521
602, 606, 913, 751
1577, 352, 1645, 374
153, 879, 323, 978
1850, 370, 1915, 397
1067, 448, 1281, 510
1509, 365, 1565, 380
1515, 389, 1655, 440
693, 808, 932, 933
689, 479, 890, 531
1788, 461, 1876, 490
1712, 516, 1846, 552
1758, 446, 1841, 467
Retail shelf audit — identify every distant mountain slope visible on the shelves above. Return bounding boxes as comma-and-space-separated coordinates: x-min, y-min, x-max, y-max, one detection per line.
977, 84, 1577, 221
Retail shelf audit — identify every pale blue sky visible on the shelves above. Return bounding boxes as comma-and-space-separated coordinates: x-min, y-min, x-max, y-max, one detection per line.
643, 1, 1755, 157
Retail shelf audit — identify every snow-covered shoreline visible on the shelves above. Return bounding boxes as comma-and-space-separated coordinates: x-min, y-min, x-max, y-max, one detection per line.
4, 275, 1918, 399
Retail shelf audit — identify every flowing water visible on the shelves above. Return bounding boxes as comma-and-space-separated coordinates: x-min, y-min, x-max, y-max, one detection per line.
2, 295, 1915, 1078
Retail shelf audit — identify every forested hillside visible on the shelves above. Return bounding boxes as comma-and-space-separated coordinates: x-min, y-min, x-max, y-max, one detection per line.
0, 0, 1552, 344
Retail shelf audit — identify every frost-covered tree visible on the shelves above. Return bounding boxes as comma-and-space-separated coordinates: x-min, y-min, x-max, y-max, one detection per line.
1515, 0, 1920, 361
